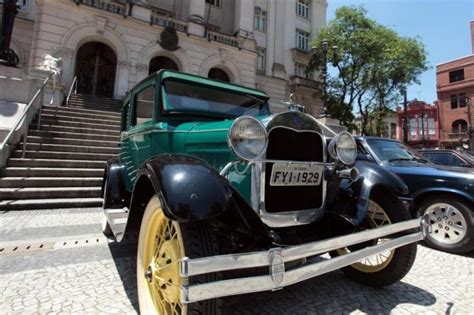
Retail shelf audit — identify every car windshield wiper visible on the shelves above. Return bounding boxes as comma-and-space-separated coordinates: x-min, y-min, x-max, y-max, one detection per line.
412, 156, 428, 163
387, 158, 415, 163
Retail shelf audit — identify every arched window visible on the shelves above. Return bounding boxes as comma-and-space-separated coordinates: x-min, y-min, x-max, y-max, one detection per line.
149, 56, 179, 74
452, 119, 468, 133
208, 68, 230, 82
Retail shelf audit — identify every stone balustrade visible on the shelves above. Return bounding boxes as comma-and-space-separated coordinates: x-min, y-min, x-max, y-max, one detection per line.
207, 31, 240, 48
150, 13, 188, 33
75, 0, 127, 16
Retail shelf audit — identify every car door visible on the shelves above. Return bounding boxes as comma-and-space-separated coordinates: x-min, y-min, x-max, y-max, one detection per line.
127, 81, 157, 181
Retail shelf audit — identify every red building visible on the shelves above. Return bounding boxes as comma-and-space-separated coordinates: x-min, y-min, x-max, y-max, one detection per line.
397, 100, 440, 148
436, 55, 474, 149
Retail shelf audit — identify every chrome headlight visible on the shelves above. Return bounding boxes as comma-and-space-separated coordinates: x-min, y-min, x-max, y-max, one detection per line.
328, 132, 357, 165
228, 116, 268, 160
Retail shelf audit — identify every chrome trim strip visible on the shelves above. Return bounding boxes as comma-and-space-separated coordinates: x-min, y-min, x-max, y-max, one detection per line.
180, 218, 425, 303
180, 217, 421, 277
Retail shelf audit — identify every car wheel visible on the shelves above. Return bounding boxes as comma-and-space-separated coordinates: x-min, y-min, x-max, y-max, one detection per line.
137, 195, 222, 315
418, 196, 474, 254
331, 194, 417, 287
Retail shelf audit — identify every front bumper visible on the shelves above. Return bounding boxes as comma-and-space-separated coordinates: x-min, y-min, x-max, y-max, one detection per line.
179, 216, 430, 304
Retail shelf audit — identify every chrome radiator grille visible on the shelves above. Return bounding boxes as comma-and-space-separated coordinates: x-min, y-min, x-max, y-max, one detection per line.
264, 127, 324, 213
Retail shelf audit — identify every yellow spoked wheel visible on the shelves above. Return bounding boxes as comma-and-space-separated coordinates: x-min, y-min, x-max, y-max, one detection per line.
137, 196, 187, 315
333, 195, 417, 287
337, 200, 394, 273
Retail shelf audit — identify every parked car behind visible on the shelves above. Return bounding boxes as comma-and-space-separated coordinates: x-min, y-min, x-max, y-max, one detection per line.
356, 137, 474, 254
419, 149, 474, 168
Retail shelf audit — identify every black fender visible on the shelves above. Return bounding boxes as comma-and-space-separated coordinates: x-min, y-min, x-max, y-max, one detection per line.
136, 154, 234, 221
102, 159, 130, 209
123, 154, 269, 245
327, 161, 408, 225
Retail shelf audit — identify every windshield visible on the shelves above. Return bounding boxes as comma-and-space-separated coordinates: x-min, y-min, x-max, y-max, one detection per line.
366, 139, 427, 163
162, 80, 270, 117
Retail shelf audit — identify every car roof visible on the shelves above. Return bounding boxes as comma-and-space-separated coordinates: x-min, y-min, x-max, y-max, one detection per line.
142, 69, 270, 100
418, 149, 455, 153
354, 136, 401, 143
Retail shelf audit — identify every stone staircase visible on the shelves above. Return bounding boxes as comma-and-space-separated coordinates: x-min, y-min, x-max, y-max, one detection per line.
0, 94, 122, 210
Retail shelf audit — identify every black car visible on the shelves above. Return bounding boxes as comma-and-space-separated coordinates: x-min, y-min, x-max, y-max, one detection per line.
356, 137, 474, 254
419, 149, 474, 168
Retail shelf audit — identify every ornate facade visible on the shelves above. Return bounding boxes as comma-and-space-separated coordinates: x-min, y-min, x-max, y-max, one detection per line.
9, 0, 327, 114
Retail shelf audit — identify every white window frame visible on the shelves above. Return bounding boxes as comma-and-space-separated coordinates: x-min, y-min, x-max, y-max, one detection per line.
296, 0, 310, 19
296, 29, 310, 51
254, 8, 267, 32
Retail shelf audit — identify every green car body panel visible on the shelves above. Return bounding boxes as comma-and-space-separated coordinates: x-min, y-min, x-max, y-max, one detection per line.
118, 70, 268, 203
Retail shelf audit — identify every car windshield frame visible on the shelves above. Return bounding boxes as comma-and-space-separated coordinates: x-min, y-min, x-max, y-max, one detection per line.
161, 78, 271, 118
365, 139, 428, 164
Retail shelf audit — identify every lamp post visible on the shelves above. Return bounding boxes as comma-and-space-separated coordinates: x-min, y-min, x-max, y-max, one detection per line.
465, 96, 473, 150
0, 0, 22, 67
315, 39, 338, 118
400, 86, 409, 143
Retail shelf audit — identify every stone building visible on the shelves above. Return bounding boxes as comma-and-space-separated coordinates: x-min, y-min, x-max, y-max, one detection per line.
7, 0, 327, 114
397, 100, 439, 149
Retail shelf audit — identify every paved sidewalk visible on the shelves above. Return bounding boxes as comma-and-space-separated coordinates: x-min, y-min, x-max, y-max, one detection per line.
1, 208, 473, 314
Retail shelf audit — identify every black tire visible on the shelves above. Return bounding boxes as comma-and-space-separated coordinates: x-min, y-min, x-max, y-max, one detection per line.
331, 192, 417, 287
417, 196, 474, 254
137, 196, 221, 315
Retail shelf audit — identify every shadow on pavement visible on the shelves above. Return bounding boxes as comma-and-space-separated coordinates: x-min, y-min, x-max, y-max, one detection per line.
419, 242, 474, 258
222, 271, 436, 314
108, 239, 139, 313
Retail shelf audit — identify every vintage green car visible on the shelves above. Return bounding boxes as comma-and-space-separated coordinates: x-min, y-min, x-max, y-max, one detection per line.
101, 70, 429, 314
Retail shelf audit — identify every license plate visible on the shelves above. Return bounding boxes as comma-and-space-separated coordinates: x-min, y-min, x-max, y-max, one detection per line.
270, 163, 323, 186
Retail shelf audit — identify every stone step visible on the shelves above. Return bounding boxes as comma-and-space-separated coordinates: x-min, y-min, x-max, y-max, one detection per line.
0, 187, 101, 199
70, 94, 122, 104
34, 118, 120, 131
28, 130, 120, 142
8, 158, 106, 168
23, 143, 118, 154
38, 113, 121, 126
26, 135, 119, 148
43, 105, 121, 118
41, 108, 121, 122
1, 167, 104, 177
36, 124, 120, 136
67, 104, 122, 113
11, 150, 115, 161
0, 177, 103, 188
0, 197, 103, 210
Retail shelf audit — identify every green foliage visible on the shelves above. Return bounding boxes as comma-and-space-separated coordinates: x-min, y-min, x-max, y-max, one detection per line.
308, 6, 428, 135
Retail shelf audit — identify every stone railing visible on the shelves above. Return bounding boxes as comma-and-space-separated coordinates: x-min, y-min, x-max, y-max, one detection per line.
447, 132, 469, 140
207, 31, 240, 48
75, 0, 128, 16
150, 12, 188, 33
290, 76, 322, 90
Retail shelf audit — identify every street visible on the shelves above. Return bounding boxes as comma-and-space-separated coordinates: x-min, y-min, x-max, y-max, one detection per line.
1, 208, 473, 314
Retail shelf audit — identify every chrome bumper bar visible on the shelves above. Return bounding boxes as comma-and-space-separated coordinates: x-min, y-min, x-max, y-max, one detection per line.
179, 216, 430, 304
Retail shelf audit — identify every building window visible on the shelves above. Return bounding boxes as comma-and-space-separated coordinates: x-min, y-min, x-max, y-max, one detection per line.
450, 95, 458, 109
452, 119, 468, 133
449, 69, 464, 83
206, 0, 221, 8
254, 8, 266, 31
295, 62, 308, 78
390, 123, 397, 139
459, 93, 467, 108
409, 118, 417, 136
296, 0, 310, 19
256, 48, 266, 73
296, 29, 310, 51
428, 118, 435, 135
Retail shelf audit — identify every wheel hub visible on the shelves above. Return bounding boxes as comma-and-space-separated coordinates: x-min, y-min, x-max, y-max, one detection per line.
425, 203, 467, 244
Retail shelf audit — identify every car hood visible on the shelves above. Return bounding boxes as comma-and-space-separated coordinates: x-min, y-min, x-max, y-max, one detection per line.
385, 162, 474, 178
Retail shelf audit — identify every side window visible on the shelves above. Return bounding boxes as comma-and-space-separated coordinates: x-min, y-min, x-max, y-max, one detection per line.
134, 85, 155, 126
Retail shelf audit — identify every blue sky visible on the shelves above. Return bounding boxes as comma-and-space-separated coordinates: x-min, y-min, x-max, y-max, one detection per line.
327, 0, 474, 104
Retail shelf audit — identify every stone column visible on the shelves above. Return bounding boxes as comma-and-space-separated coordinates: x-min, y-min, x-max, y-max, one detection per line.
187, 0, 206, 37
311, 0, 328, 34
115, 60, 130, 99
233, 0, 254, 37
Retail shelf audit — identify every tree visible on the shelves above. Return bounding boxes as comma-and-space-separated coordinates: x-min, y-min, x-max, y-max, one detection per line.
308, 6, 428, 134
